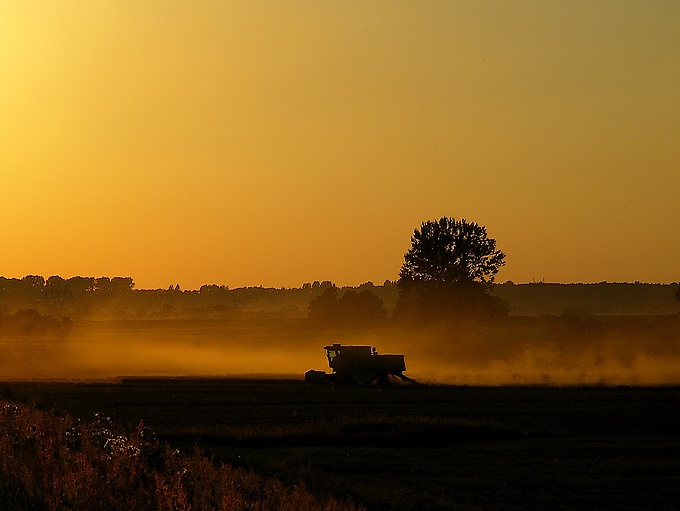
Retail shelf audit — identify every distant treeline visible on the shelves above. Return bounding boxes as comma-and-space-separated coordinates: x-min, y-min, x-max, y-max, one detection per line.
493, 282, 680, 316
0, 276, 678, 320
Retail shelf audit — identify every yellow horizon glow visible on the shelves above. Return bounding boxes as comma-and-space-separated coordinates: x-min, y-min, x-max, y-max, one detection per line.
2, 1, 679, 290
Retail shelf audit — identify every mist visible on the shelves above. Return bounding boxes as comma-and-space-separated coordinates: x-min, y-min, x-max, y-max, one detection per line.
383, 319, 680, 386
1, 317, 679, 385
400, 348, 680, 386
0, 322, 323, 381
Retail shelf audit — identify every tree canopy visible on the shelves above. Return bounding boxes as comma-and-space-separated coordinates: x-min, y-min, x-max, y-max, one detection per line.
398, 217, 505, 289
396, 217, 508, 321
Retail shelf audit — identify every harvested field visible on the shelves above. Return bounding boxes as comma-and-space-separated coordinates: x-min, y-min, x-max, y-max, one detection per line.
4, 379, 680, 510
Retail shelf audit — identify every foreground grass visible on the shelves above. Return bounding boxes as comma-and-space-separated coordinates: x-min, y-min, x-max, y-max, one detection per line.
5, 380, 680, 510
0, 399, 360, 511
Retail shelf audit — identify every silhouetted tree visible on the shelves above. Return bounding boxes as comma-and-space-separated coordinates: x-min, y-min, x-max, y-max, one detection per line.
22, 275, 45, 289
95, 277, 113, 293
44, 276, 73, 314
308, 288, 386, 327
68, 276, 96, 295
0, 309, 71, 337
111, 277, 135, 292
308, 288, 340, 324
399, 217, 505, 288
340, 289, 387, 325
199, 284, 230, 302
396, 217, 508, 321
45, 276, 68, 299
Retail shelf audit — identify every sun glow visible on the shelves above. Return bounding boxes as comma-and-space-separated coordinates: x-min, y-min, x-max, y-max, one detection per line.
2, 1, 679, 289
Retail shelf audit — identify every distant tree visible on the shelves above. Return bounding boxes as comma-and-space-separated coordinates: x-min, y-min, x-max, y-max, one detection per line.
308, 288, 386, 327
154, 289, 176, 318
11, 275, 46, 306
68, 276, 96, 295
199, 284, 230, 304
1, 309, 71, 337
341, 289, 387, 325
308, 288, 339, 323
45, 275, 72, 306
111, 277, 135, 292
22, 275, 45, 289
396, 217, 508, 321
46, 275, 66, 288
95, 277, 113, 293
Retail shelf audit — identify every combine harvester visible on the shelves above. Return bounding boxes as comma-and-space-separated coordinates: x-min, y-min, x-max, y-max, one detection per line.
305, 343, 413, 385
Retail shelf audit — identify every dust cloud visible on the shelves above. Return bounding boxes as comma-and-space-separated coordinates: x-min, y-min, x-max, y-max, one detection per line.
0, 323, 323, 381
401, 349, 680, 386
1, 318, 679, 385
383, 321, 680, 386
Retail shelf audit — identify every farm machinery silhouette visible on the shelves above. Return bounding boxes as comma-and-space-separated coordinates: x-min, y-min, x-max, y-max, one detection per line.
305, 343, 412, 384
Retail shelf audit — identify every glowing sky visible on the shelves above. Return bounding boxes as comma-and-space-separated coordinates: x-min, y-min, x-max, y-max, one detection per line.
2, 1, 679, 290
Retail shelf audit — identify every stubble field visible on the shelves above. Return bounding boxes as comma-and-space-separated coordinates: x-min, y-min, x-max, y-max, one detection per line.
5, 378, 680, 510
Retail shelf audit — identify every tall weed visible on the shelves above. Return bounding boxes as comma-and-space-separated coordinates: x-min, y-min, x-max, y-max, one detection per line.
0, 400, 360, 510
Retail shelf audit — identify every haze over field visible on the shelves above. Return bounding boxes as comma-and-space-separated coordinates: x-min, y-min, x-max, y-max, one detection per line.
2, 1, 680, 289
1, 313, 679, 385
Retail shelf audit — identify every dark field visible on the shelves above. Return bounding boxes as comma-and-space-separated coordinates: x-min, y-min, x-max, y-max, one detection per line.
4, 379, 680, 510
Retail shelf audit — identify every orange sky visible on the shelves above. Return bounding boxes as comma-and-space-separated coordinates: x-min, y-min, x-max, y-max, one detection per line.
2, 1, 679, 290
